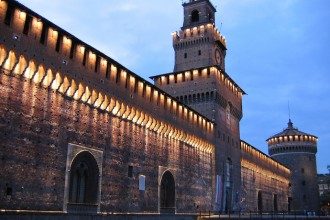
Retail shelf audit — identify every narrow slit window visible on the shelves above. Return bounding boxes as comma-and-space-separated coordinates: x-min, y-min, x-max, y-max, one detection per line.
128, 165, 133, 178
4, 5, 14, 26
69, 41, 75, 59
40, 24, 48, 44
82, 49, 88, 66
23, 15, 32, 35
55, 33, 63, 52
95, 56, 100, 73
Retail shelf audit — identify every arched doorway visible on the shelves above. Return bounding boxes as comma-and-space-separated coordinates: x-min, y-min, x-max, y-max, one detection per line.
257, 191, 263, 213
69, 151, 99, 205
160, 171, 175, 213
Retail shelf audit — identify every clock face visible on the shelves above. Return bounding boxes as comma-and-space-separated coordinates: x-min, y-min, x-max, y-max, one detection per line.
215, 49, 221, 64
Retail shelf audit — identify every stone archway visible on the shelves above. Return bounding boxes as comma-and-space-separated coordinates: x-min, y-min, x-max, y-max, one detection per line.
160, 170, 175, 213
68, 151, 99, 207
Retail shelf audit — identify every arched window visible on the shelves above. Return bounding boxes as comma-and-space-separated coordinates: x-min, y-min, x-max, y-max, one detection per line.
188, 95, 192, 103
160, 171, 175, 213
69, 151, 99, 204
201, 93, 205, 102
191, 10, 199, 23
206, 92, 210, 101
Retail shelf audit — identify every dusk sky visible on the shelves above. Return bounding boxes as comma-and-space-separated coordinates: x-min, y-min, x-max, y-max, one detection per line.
17, 0, 330, 173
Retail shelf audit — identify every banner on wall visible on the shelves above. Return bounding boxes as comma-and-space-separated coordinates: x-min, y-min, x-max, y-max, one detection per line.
215, 175, 223, 206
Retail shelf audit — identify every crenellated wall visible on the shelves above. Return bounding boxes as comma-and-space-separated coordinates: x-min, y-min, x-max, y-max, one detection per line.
0, 0, 215, 150
240, 141, 291, 212
0, 0, 215, 214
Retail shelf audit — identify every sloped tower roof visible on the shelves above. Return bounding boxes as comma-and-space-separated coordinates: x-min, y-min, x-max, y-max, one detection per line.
267, 119, 317, 142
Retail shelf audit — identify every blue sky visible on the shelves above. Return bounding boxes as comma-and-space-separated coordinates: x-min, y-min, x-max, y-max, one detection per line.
18, 0, 330, 174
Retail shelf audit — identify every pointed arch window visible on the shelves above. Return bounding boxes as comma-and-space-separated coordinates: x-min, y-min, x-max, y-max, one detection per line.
69, 151, 99, 204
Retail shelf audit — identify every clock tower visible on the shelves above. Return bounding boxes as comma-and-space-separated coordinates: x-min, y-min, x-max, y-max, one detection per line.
151, 0, 245, 213
173, 0, 227, 72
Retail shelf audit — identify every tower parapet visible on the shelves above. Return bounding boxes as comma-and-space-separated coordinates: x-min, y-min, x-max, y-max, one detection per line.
267, 119, 317, 155
172, 23, 227, 49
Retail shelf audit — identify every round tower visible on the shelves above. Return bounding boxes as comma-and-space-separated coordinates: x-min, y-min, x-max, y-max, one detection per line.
267, 120, 319, 213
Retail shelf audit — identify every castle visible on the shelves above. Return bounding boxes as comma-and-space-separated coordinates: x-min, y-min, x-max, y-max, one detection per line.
0, 0, 318, 218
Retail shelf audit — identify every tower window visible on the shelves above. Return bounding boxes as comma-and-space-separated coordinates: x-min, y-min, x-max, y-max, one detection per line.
191, 10, 200, 23
198, 50, 201, 56
184, 53, 187, 59
128, 165, 133, 178
6, 186, 12, 196
302, 180, 306, 186
301, 168, 305, 174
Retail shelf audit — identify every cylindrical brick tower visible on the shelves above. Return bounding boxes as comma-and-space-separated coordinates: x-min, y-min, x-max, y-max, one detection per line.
267, 119, 319, 213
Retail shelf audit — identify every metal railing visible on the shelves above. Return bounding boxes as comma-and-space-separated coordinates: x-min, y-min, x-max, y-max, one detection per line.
198, 210, 328, 219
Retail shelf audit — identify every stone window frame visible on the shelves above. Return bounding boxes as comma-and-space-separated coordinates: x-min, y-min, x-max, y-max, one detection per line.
63, 143, 104, 213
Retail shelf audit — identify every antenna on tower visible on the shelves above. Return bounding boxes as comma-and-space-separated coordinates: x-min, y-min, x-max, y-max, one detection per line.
288, 101, 291, 120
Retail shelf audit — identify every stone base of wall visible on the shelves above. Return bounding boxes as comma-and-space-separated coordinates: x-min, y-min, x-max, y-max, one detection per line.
0, 211, 197, 220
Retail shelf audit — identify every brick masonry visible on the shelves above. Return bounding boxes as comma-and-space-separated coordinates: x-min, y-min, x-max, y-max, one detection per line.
0, 0, 294, 216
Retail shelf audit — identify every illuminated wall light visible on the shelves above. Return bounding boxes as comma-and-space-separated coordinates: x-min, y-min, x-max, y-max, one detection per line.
32, 18, 42, 30
23, 61, 37, 79
80, 86, 91, 102
66, 80, 77, 98
88, 90, 98, 105
93, 93, 104, 108
63, 36, 71, 48
145, 115, 152, 127
0, 46, 7, 67
32, 65, 45, 84
41, 69, 53, 88
2, 51, 16, 71
12, 55, 27, 76
132, 110, 140, 123
117, 103, 126, 118
73, 83, 84, 100
122, 105, 131, 119
149, 119, 157, 130
153, 121, 160, 132
127, 107, 136, 121
139, 113, 147, 126
136, 112, 144, 125
156, 122, 163, 133
50, 73, 62, 91
89, 52, 96, 62
100, 96, 109, 111
50, 28, 58, 39
111, 101, 120, 115
58, 77, 70, 94
18, 10, 26, 20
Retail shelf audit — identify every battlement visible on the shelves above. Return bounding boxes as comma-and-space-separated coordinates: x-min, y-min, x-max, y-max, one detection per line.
241, 140, 291, 178
267, 134, 317, 146
0, 0, 215, 152
172, 23, 226, 49
150, 66, 245, 98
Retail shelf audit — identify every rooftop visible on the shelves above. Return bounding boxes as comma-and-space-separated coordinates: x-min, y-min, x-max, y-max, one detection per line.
267, 119, 317, 141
